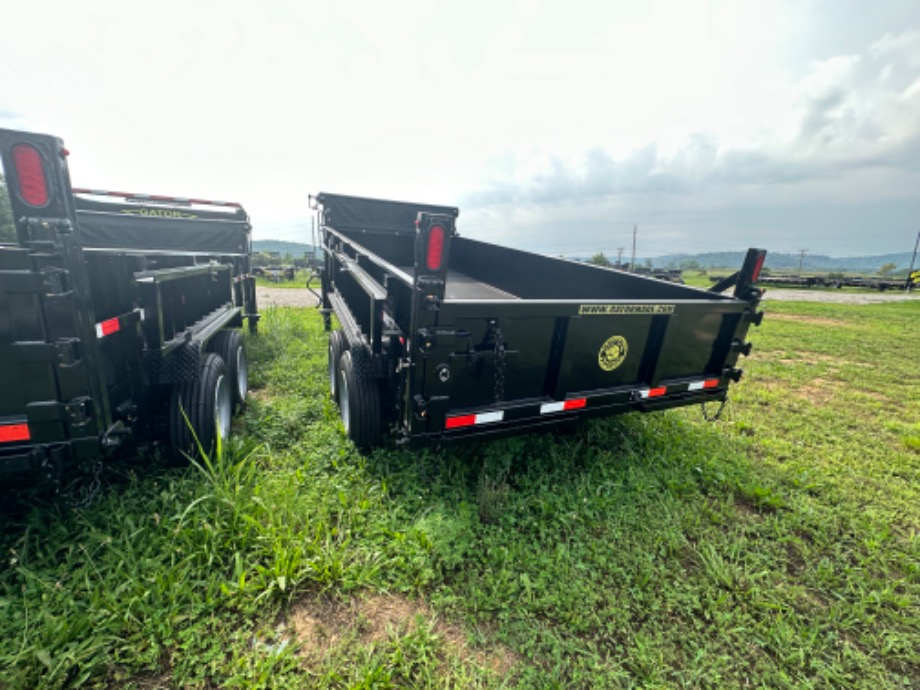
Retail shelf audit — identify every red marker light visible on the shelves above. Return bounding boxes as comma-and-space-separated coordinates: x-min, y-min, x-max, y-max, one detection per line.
426, 225, 445, 271
751, 253, 766, 283
445, 414, 476, 430
12, 144, 49, 207
0, 423, 30, 443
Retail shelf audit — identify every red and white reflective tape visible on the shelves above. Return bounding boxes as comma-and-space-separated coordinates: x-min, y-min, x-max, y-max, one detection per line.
73, 188, 242, 208
445, 410, 504, 430
95, 309, 144, 339
233, 273, 251, 283
0, 423, 30, 443
95, 317, 120, 338
540, 398, 587, 414
688, 378, 720, 391
446, 379, 724, 430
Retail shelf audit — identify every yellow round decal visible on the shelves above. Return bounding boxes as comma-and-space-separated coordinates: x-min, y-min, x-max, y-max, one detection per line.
598, 335, 628, 371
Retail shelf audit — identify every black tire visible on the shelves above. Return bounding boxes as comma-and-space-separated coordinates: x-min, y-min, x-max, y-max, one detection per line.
208, 329, 248, 410
328, 329, 349, 403
337, 350, 382, 449
169, 353, 233, 465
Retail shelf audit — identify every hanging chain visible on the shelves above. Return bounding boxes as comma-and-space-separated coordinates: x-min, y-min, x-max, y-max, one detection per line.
64, 459, 104, 509
40, 454, 105, 509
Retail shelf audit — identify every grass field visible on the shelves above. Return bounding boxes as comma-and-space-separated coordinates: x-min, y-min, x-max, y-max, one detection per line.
1, 299, 917, 688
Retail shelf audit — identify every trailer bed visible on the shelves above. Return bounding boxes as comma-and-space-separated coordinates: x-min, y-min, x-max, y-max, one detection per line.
397, 267, 519, 300
317, 191, 766, 448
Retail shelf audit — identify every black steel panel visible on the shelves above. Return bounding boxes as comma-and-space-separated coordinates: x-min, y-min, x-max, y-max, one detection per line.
317, 192, 458, 237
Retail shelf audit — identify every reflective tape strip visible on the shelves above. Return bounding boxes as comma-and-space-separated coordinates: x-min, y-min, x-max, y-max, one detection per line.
95, 317, 120, 338
688, 379, 719, 391
445, 410, 505, 430
540, 401, 565, 414
72, 188, 242, 208
540, 398, 587, 414
0, 423, 30, 443
638, 386, 667, 399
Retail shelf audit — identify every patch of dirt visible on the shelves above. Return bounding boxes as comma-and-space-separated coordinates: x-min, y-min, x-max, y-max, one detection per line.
797, 378, 840, 405
734, 493, 765, 519
257, 286, 320, 308
757, 350, 867, 368
784, 541, 806, 576
765, 313, 850, 327
288, 592, 517, 676
248, 387, 273, 403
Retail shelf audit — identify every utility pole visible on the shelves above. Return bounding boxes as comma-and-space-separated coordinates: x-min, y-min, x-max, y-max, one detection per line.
630, 225, 637, 272
907, 230, 920, 291
616, 246, 625, 267
797, 248, 808, 277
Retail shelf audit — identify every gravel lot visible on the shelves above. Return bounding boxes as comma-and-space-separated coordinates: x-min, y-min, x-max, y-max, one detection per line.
257, 286, 320, 308
761, 288, 920, 305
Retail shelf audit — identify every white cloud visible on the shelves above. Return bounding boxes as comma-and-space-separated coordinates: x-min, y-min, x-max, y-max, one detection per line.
1, 1, 918, 255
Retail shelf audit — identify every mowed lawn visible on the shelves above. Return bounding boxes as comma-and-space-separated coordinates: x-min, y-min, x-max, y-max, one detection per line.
0, 298, 917, 688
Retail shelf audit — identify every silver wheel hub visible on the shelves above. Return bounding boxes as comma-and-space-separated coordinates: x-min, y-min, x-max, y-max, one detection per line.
214, 374, 232, 441
236, 346, 249, 401
339, 368, 350, 432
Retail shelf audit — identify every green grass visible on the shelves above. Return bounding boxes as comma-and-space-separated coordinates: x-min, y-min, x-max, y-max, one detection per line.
1, 300, 917, 688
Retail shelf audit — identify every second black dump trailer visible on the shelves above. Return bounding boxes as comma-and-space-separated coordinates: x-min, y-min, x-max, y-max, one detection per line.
317, 192, 766, 449
0, 127, 257, 485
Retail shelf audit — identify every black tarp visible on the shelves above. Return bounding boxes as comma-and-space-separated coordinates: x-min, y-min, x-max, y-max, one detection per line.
76, 211, 250, 255
74, 196, 248, 222
317, 192, 458, 235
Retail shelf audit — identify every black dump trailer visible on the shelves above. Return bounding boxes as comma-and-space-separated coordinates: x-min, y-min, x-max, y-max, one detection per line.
0, 127, 258, 483
317, 192, 766, 449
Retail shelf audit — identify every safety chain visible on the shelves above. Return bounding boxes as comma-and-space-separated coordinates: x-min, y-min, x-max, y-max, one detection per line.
492, 322, 506, 403
64, 460, 104, 509
40, 455, 105, 509
701, 398, 729, 422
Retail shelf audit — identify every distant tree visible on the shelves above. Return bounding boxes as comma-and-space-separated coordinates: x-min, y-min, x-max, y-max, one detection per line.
679, 259, 701, 271
644, 258, 653, 269
0, 174, 16, 242
588, 252, 612, 267
251, 252, 271, 267
878, 262, 897, 276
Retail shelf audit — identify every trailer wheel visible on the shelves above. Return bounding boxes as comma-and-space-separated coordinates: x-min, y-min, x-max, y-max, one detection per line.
337, 350, 382, 448
208, 330, 248, 409
328, 329, 349, 403
169, 354, 233, 465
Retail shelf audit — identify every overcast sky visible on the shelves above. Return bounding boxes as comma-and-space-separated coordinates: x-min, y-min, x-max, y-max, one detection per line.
2, 0, 919, 257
